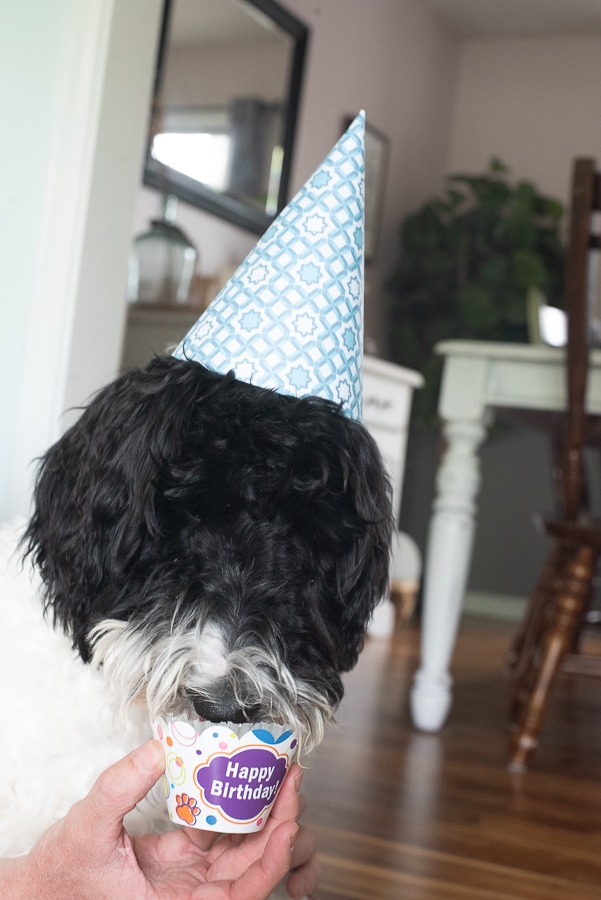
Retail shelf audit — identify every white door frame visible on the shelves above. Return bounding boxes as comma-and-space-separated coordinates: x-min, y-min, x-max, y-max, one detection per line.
7, 0, 162, 520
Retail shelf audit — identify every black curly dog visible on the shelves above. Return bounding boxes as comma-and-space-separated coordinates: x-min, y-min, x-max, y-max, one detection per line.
24, 356, 392, 750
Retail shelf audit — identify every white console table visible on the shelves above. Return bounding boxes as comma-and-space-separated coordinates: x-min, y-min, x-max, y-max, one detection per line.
410, 339, 601, 732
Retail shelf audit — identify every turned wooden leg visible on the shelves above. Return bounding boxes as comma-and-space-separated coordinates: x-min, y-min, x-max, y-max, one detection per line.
507, 543, 573, 727
410, 417, 487, 732
506, 542, 565, 676
508, 544, 595, 772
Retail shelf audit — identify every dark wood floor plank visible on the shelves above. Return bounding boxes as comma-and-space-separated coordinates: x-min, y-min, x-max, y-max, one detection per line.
313, 826, 601, 899
302, 618, 601, 899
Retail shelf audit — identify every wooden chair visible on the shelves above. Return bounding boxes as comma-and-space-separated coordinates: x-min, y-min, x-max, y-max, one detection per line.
508, 158, 601, 772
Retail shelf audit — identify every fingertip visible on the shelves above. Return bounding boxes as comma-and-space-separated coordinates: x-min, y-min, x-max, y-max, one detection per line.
270, 767, 303, 824
131, 740, 164, 776
289, 761, 303, 780
286, 855, 322, 900
291, 763, 304, 793
68, 742, 165, 853
283, 763, 304, 801
289, 823, 300, 852
266, 819, 297, 867
232, 819, 297, 900
285, 872, 305, 900
92, 741, 164, 823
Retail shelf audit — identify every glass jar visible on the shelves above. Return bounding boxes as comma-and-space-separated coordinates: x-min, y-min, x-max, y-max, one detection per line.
128, 195, 198, 305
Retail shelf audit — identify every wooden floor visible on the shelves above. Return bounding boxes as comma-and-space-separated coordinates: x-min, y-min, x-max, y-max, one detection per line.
301, 617, 601, 899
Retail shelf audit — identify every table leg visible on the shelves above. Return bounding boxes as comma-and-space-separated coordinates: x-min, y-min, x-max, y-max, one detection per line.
410, 418, 487, 731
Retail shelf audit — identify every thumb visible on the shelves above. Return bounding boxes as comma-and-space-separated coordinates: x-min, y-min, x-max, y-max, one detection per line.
71, 740, 165, 850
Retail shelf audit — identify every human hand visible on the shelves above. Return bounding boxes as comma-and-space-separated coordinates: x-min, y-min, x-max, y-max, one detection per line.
2, 740, 317, 899
171, 779, 321, 900
131, 749, 320, 899
280, 790, 320, 900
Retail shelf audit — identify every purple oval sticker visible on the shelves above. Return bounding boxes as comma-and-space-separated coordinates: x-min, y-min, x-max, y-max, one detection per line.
194, 746, 288, 822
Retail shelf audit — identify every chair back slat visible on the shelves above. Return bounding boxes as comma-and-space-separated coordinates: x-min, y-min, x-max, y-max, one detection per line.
563, 159, 597, 520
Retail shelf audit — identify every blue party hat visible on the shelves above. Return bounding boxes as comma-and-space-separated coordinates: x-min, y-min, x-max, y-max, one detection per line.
174, 111, 365, 420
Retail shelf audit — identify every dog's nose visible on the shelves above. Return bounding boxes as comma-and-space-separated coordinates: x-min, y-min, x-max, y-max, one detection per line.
192, 696, 262, 724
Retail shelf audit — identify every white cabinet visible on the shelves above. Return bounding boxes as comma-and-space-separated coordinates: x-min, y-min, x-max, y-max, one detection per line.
363, 356, 424, 632
363, 355, 423, 523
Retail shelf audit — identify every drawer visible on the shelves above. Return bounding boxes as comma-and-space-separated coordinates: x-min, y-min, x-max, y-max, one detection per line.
363, 374, 413, 431
363, 355, 423, 431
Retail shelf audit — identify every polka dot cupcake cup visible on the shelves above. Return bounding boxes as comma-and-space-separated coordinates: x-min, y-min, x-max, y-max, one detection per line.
151, 716, 298, 833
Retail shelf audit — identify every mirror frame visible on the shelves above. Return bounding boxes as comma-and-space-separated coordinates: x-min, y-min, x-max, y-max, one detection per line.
143, 0, 309, 235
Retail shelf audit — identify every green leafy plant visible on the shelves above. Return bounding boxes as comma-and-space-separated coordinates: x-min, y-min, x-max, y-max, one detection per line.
387, 159, 565, 424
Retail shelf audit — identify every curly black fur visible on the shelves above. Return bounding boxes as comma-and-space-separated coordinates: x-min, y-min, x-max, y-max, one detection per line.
23, 356, 392, 719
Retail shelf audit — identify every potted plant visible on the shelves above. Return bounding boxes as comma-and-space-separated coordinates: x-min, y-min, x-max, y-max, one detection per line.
387, 159, 565, 424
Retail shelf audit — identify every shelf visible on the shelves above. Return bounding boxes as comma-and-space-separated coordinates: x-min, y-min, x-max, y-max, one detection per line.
126, 303, 206, 327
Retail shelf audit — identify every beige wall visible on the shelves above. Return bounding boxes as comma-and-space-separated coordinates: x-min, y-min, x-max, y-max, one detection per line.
447, 35, 601, 205
285, 0, 460, 354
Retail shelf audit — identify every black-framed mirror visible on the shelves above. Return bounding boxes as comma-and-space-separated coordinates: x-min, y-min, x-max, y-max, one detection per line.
143, 0, 309, 235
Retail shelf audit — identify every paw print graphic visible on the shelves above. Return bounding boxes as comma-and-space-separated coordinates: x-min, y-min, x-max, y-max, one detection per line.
175, 793, 200, 825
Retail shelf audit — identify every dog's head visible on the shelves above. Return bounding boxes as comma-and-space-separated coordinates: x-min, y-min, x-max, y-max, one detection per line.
24, 356, 392, 751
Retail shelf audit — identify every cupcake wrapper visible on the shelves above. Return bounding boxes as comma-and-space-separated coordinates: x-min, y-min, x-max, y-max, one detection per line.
151, 716, 298, 833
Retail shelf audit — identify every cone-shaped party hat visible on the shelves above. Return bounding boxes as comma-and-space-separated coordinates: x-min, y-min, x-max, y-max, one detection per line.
174, 111, 365, 420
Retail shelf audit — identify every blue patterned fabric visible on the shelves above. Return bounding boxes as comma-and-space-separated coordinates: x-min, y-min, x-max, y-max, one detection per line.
174, 111, 365, 421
